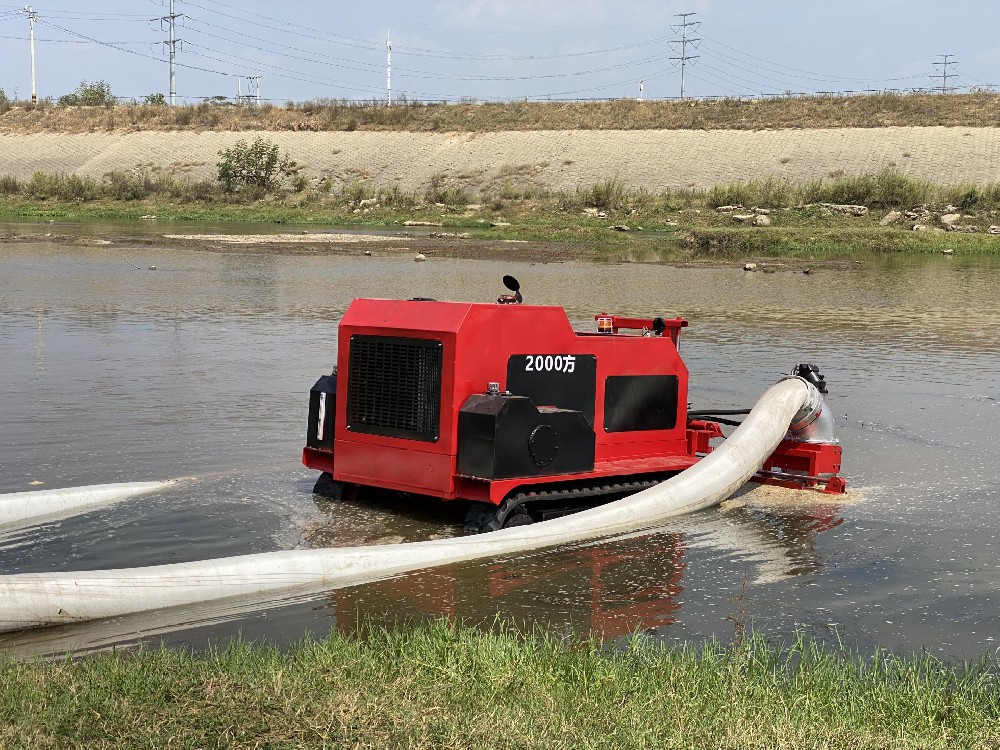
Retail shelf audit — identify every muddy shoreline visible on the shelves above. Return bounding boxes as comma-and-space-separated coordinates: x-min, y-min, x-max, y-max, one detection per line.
0, 229, 862, 271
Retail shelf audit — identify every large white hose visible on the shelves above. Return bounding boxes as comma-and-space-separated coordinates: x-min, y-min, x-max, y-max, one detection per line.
0, 377, 817, 633
0, 481, 175, 530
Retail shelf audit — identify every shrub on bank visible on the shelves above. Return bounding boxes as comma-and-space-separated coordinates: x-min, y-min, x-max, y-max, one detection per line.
707, 176, 792, 208
216, 136, 295, 193
802, 168, 931, 208
58, 80, 116, 108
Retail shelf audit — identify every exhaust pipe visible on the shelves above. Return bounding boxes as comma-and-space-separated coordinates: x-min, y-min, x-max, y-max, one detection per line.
0, 377, 827, 633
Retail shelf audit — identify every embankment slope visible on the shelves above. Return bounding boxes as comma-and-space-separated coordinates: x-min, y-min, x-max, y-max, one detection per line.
2, 126, 999, 192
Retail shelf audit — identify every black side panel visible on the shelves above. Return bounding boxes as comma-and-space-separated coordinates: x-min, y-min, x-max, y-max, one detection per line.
457, 394, 595, 480
347, 335, 443, 442
506, 354, 597, 427
604, 375, 679, 432
307, 372, 337, 449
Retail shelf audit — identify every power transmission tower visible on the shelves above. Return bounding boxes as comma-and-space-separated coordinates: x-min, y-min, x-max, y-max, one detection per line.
159, 0, 183, 105
245, 75, 261, 106
670, 12, 701, 99
237, 75, 261, 105
20, 5, 38, 103
931, 54, 958, 93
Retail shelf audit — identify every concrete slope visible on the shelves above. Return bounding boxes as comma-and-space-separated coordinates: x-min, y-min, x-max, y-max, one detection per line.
2, 127, 999, 191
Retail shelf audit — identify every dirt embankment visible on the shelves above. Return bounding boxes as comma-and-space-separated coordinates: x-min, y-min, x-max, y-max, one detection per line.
3, 126, 1000, 195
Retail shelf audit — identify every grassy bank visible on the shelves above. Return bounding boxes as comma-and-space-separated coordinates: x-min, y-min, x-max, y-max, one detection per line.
3, 167, 1000, 258
0, 623, 996, 749
3, 92, 1000, 133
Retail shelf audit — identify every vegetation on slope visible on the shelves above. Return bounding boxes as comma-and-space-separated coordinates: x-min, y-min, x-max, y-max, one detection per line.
2, 91, 1000, 134
2, 166, 999, 258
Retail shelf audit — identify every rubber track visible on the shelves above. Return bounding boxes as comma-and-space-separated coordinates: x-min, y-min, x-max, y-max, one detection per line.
474, 475, 669, 533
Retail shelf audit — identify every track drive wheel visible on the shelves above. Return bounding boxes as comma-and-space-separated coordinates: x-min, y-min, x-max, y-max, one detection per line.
312, 472, 356, 501
464, 495, 535, 533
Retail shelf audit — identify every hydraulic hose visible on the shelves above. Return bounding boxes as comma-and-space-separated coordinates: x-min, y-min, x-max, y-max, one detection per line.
0, 377, 822, 633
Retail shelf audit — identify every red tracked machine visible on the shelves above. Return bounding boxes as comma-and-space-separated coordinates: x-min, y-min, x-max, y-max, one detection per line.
303, 276, 844, 532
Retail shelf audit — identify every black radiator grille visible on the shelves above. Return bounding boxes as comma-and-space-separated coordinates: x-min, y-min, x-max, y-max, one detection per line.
347, 335, 443, 441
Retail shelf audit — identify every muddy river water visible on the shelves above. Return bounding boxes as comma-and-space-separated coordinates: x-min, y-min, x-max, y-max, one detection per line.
1, 224, 999, 659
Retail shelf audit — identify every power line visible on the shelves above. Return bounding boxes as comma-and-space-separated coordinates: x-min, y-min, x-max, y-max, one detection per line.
185, 0, 677, 63
698, 38, 926, 86
180, 13, 676, 83
36, 18, 232, 80
0, 34, 150, 43
182, 0, 379, 52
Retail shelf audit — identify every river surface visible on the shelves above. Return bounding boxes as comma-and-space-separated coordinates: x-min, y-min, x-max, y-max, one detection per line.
1, 224, 999, 660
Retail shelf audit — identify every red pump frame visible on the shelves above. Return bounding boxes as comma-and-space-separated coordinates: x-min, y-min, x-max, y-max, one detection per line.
302, 298, 845, 506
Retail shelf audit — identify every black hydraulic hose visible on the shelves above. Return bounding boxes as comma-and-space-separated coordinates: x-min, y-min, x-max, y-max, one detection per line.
700, 417, 743, 426
688, 408, 752, 416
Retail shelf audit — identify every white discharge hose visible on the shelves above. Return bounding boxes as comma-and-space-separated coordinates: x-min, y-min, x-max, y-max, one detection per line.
0, 481, 175, 530
0, 377, 820, 633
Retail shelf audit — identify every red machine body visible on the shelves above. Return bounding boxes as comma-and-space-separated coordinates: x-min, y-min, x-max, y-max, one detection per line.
303, 292, 843, 530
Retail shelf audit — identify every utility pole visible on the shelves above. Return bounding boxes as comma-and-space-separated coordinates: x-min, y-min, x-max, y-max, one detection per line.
638, 79, 644, 101
386, 29, 392, 106
670, 12, 701, 99
159, 0, 183, 105
931, 54, 958, 94
22, 6, 37, 104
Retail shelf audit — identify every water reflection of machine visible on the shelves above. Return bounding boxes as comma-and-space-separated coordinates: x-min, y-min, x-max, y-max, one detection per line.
316, 501, 845, 640
303, 276, 845, 533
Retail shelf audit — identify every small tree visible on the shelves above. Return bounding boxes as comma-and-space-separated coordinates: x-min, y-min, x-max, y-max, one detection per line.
216, 137, 292, 192
0, 87, 9, 114
144, 93, 166, 106
59, 80, 116, 107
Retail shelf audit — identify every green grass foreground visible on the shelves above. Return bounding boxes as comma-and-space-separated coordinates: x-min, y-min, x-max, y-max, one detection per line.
1, 623, 997, 749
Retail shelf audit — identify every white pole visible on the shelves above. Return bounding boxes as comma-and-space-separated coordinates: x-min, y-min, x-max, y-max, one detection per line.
169, 0, 176, 106
27, 6, 37, 104
386, 29, 391, 105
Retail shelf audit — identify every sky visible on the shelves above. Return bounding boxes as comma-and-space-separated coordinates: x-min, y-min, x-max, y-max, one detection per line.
0, 1, 996, 104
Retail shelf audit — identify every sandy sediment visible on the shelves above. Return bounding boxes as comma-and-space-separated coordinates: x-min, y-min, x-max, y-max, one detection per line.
161, 233, 409, 244
2, 127, 1000, 191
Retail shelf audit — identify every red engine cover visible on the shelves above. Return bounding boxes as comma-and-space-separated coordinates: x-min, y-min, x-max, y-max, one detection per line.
304, 299, 696, 505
